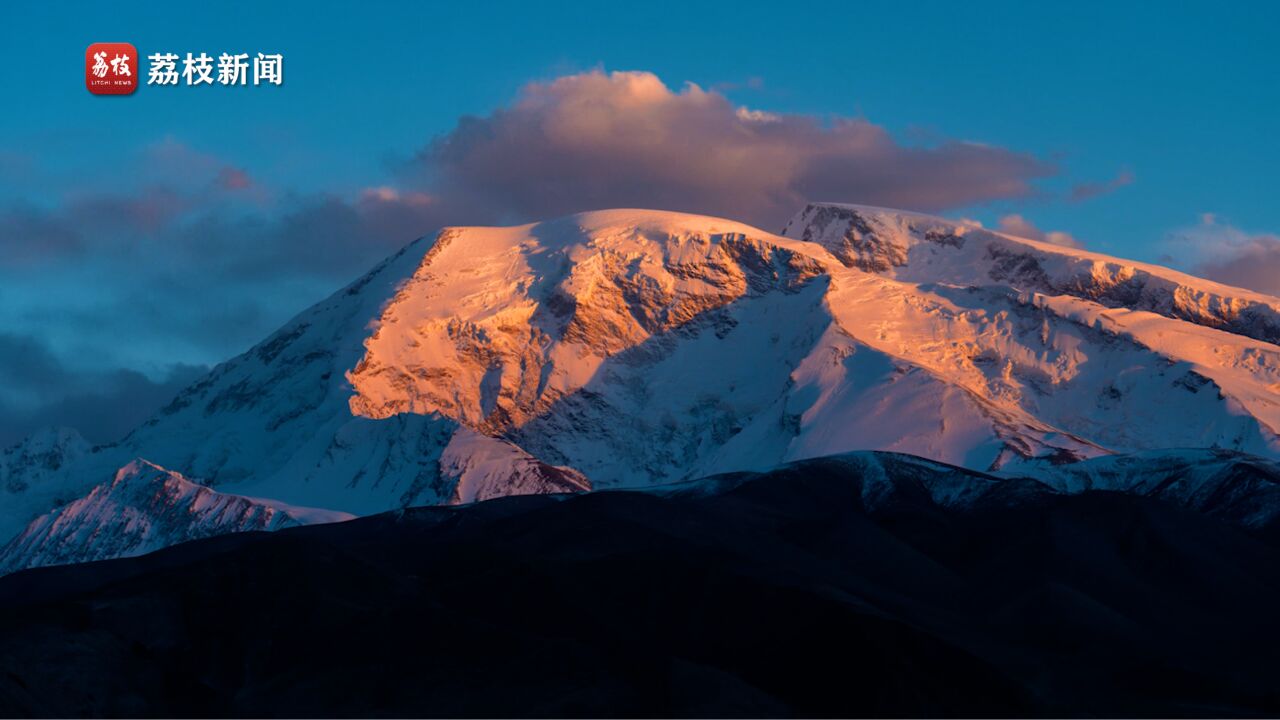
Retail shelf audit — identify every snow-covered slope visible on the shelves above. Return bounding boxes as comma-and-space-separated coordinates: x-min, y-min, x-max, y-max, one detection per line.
784, 202, 1280, 344
0, 459, 355, 574
0, 427, 91, 540
1, 427, 88, 496
779, 204, 1280, 465
3, 204, 1280, 573
339, 207, 1280, 482
1026, 448, 1280, 531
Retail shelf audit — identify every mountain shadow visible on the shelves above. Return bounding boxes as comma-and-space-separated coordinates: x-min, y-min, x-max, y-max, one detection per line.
0, 452, 1278, 717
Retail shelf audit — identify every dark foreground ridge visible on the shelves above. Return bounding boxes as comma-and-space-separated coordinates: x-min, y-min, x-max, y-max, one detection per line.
1, 452, 1279, 717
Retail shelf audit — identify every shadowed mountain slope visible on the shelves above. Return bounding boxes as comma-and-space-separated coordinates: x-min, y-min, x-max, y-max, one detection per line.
0, 452, 1277, 717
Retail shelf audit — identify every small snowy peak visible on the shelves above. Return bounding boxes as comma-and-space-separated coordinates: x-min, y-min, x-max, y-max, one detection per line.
783, 203, 1280, 345
0, 459, 354, 574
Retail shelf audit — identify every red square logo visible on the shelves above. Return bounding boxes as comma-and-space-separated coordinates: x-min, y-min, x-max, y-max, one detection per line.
86, 43, 138, 95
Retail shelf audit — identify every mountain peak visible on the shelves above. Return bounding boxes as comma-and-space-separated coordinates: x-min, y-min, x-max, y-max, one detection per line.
0, 458, 356, 574
347, 208, 829, 432
2, 204, 1280, 573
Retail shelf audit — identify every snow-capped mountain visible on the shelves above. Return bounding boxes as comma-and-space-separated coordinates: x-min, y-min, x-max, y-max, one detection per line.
3, 203, 1279, 573
0, 459, 355, 574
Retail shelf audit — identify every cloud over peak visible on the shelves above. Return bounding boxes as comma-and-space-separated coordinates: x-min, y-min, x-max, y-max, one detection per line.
410, 70, 1054, 229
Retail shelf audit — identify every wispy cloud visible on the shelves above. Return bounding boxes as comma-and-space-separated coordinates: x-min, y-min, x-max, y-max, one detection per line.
1069, 168, 1135, 202
1166, 214, 1280, 296
996, 213, 1081, 248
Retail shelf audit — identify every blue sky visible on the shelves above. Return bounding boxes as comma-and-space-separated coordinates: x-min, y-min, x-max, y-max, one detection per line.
1, 0, 1278, 443
6, 1, 1276, 241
